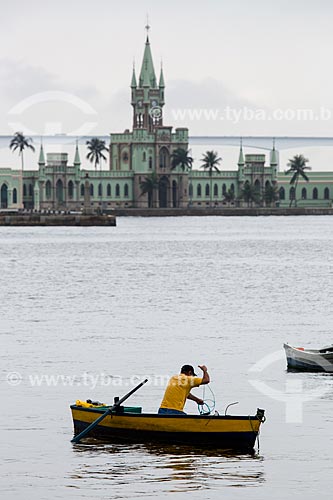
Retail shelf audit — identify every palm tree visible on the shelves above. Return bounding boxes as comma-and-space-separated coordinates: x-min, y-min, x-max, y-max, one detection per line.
10, 132, 35, 209
285, 154, 311, 207
9, 132, 35, 172
200, 150, 222, 206
223, 188, 235, 204
170, 148, 193, 207
241, 182, 260, 207
86, 138, 109, 170
264, 183, 279, 207
140, 172, 159, 208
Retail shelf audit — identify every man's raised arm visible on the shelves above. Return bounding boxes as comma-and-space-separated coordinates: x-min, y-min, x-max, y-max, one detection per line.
198, 365, 210, 385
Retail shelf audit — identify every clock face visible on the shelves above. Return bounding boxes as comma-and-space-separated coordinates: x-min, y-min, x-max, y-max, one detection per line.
152, 100, 158, 107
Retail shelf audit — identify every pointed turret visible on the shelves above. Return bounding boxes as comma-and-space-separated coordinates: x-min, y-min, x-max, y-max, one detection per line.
139, 35, 157, 88
74, 142, 81, 166
270, 138, 278, 166
159, 66, 165, 88
131, 66, 137, 88
238, 139, 245, 166
38, 143, 45, 166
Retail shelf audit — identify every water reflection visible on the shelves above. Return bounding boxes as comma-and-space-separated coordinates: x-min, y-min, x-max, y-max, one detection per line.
69, 442, 265, 495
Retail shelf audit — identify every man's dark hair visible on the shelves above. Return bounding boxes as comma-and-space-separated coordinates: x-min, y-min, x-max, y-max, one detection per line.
181, 364, 197, 376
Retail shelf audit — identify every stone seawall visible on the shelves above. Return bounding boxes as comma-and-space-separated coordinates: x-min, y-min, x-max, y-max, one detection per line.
114, 207, 333, 217
0, 214, 116, 226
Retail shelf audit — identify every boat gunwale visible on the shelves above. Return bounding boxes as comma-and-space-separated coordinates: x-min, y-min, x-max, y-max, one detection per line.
70, 405, 262, 421
283, 343, 333, 357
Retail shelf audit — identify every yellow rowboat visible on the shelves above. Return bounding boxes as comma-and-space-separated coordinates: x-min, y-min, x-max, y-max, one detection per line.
70, 404, 266, 452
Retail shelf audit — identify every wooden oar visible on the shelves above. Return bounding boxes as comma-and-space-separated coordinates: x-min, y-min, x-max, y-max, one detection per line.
71, 378, 148, 443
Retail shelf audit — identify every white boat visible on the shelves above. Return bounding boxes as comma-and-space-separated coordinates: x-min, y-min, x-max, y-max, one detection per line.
283, 343, 333, 372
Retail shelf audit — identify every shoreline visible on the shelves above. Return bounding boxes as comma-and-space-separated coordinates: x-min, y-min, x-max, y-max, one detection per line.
1, 207, 333, 225
0, 213, 116, 226
114, 207, 333, 217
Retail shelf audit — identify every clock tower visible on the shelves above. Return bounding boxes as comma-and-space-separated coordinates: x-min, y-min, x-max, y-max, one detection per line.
131, 27, 165, 132
110, 27, 189, 208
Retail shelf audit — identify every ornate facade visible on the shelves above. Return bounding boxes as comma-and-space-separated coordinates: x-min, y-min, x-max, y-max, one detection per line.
109, 32, 189, 208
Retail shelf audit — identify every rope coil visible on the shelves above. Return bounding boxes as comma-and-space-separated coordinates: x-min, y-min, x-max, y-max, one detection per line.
197, 385, 216, 415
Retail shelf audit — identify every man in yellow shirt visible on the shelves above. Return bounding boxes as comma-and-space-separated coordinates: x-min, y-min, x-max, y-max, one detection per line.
158, 364, 210, 415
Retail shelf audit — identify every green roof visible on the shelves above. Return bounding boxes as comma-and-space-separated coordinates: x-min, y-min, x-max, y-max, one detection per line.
139, 36, 157, 88
38, 144, 45, 165
238, 145, 245, 166
131, 67, 137, 88
159, 67, 165, 88
270, 146, 278, 166
74, 144, 81, 165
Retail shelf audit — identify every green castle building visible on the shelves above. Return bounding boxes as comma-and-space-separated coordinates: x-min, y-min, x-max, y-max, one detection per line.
1, 31, 333, 210
109, 31, 189, 208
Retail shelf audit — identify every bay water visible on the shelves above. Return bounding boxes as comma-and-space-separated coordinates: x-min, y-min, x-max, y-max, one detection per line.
1, 216, 333, 499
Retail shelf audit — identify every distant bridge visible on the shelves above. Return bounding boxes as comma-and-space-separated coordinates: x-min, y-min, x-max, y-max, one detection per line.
1, 135, 333, 151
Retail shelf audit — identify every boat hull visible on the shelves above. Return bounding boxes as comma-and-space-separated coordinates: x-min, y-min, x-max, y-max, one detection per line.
71, 406, 264, 451
284, 343, 333, 372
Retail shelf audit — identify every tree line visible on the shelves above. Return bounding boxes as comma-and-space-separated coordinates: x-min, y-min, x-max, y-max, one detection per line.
9, 132, 310, 208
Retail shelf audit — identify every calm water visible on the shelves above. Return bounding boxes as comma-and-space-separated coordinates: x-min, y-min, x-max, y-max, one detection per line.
1, 216, 333, 499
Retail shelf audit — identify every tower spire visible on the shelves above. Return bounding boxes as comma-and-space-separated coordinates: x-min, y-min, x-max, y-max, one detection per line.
74, 139, 81, 166
139, 21, 157, 88
131, 63, 137, 88
159, 62, 165, 88
238, 138, 245, 166
270, 137, 278, 167
38, 141, 45, 166
145, 14, 150, 42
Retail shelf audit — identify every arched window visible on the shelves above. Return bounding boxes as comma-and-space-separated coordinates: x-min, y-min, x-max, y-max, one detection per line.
80, 184, 85, 197
107, 184, 111, 197
143, 152, 146, 161
0, 184, 8, 209
124, 184, 129, 197
29, 184, 33, 196
116, 184, 120, 197
56, 179, 63, 203
159, 147, 169, 169
197, 184, 202, 197
222, 183, 226, 195
189, 183, 193, 197
13, 188, 17, 204
265, 180, 271, 188
279, 187, 285, 200
68, 180, 74, 199
46, 180, 51, 199
23, 184, 27, 197
90, 184, 94, 196
254, 179, 261, 192
230, 183, 235, 193
289, 187, 295, 200
98, 183, 102, 196
301, 187, 307, 200
205, 183, 210, 197
313, 187, 318, 199
149, 156, 153, 169
324, 187, 330, 199
214, 183, 218, 197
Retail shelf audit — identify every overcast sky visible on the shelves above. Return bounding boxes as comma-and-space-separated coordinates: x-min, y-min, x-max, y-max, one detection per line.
1, 0, 333, 169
